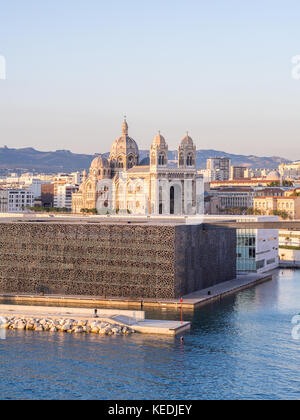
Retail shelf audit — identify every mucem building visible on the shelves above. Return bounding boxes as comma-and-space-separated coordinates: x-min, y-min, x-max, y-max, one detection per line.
0, 218, 236, 299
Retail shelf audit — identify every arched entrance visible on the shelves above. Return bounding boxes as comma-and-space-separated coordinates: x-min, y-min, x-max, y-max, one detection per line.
159, 186, 163, 215
170, 186, 175, 215
170, 185, 182, 215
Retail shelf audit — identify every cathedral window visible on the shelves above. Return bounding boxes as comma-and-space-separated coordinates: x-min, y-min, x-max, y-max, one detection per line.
158, 153, 165, 166
117, 158, 124, 168
187, 153, 193, 166
179, 153, 184, 166
128, 155, 134, 169
159, 186, 163, 215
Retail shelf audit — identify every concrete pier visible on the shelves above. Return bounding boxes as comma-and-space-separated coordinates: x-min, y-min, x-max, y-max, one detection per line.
0, 272, 273, 310
0, 305, 190, 336
180, 272, 273, 308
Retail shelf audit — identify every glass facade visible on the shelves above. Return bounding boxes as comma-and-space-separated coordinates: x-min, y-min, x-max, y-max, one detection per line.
236, 228, 257, 272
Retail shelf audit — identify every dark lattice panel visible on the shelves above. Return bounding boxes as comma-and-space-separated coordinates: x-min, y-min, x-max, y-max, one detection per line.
0, 223, 177, 299
0, 222, 237, 299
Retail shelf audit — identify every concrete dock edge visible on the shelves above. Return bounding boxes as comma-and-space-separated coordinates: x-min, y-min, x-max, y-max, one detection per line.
0, 273, 273, 310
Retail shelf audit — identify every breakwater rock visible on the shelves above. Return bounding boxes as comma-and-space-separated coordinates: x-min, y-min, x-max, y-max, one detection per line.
0, 316, 135, 336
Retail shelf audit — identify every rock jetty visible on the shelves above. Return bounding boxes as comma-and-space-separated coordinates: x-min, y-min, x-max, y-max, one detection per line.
0, 316, 135, 336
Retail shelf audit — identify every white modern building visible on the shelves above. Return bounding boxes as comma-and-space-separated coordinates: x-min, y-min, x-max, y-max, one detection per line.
206, 157, 231, 181
236, 216, 279, 273
54, 184, 78, 210
202, 215, 279, 273
279, 161, 300, 179
0, 189, 34, 212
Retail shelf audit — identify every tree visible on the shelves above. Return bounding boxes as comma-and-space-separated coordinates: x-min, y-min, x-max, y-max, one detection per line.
271, 210, 290, 220
282, 180, 293, 187
80, 208, 98, 214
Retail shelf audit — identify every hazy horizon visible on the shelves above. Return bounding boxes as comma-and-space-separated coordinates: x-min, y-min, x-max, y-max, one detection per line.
0, 1, 300, 160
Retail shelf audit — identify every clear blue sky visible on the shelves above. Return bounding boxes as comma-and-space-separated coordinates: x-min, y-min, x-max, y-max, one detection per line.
0, 0, 300, 159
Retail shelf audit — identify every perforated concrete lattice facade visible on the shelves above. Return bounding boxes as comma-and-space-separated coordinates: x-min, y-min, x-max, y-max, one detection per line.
0, 222, 236, 299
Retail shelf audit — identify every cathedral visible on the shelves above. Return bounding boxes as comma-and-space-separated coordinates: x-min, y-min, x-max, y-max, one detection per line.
72, 119, 204, 215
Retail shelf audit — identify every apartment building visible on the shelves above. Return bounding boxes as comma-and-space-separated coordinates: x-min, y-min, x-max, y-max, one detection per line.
0, 189, 34, 212
230, 166, 247, 180
54, 184, 78, 210
254, 196, 300, 219
206, 157, 231, 181
279, 161, 300, 179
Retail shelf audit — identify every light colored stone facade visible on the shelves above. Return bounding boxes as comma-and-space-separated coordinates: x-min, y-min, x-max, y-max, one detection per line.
72, 120, 204, 215
253, 196, 300, 219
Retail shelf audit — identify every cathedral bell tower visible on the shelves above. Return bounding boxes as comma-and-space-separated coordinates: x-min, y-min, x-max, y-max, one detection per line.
178, 132, 196, 169
150, 132, 168, 171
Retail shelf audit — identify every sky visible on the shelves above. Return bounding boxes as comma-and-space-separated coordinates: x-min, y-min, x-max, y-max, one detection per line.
0, 0, 300, 159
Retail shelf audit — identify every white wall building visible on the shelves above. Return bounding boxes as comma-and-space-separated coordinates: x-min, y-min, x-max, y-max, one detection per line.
54, 184, 78, 210
27, 179, 49, 199
202, 215, 279, 273
0, 189, 34, 212
279, 161, 300, 179
206, 157, 231, 181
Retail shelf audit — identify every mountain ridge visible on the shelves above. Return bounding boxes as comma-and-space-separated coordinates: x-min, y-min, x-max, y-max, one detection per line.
0, 146, 292, 173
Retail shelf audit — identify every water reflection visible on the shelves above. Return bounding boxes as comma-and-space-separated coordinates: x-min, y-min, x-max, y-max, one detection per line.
0, 269, 300, 400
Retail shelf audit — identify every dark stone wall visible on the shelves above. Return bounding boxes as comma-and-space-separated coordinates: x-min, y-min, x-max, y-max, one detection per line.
0, 222, 236, 299
174, 224, 237, 297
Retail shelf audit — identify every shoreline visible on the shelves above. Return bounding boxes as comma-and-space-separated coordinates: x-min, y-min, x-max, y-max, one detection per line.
0, 272, 274, 310
0, 305, 190, 336
0, 315, 134, 336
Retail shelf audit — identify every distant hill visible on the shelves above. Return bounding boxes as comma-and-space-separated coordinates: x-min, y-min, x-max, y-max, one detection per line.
0, 146, 97, 173
0, 146, 291, 174
193, 150, 290, 169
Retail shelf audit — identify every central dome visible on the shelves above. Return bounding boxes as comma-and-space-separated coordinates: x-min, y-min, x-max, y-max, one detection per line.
109, 118, 139, 159
110, 136, 139, 156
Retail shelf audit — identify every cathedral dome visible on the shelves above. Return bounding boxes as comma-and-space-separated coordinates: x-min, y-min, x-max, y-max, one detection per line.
180, 133, 194, 147
266, 170, 281, 181
90, 155, 109, 170
153, 132, 167, 147
110, 118, 139, 158
110, 136, 139, 156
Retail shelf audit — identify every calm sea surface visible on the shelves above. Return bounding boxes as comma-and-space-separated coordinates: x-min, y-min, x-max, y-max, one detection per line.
0, 269, 300, 400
